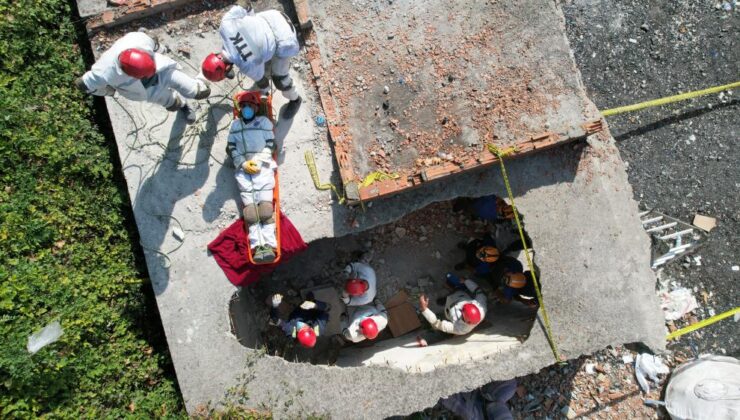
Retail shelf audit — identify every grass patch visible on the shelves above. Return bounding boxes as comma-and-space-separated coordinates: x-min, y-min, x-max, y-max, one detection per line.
0, 0, 184, 416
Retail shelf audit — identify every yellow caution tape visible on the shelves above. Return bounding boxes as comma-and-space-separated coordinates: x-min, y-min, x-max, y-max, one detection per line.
601, 81, 740, 117
488, 144, 563, 363
304, 150, 345, 204
666, 306, 740, 341
360, 171, 400, 188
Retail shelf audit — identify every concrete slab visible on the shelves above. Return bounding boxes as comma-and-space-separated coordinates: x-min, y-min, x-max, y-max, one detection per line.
77, 0, 109, 18
85, 0, 666, 417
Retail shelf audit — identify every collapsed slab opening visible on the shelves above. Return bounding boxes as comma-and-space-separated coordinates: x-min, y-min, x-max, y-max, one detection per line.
228, 196, 542, 371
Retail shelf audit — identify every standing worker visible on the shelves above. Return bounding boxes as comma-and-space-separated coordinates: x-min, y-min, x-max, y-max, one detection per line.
201, 3, 302, 118
340, 261, 377, 307
76, 31, 210, 124
419, 275, 487, 336
269, 293, 329, 348
340, 299, 388, 343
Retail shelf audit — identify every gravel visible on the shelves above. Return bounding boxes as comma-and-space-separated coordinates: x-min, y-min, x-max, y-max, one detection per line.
563, 0, 738, 357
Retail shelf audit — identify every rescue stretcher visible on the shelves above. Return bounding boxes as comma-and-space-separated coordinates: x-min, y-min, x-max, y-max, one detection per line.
232, 90, 282, 265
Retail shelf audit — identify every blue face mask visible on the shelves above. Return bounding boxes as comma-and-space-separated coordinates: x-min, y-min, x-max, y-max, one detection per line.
241, 106, 255, 121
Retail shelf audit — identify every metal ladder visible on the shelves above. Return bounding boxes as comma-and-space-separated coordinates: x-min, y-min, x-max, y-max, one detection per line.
639, 209, 705, 269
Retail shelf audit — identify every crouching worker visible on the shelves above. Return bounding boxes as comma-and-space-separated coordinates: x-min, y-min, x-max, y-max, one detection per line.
269, 293, 329, 349
495, 271, 539, 309
76, 31, 210, 124
419, 274, 487, 336
227, 92, 277, 263
341, 261, 377, 307
341, 299, 388, 343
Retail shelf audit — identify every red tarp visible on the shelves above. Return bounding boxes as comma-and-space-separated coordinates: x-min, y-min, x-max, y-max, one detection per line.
207, 213, 307, 287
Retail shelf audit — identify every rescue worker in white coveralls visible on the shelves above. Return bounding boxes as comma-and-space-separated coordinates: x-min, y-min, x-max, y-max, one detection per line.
201, 3, 302, 119
226, 92, 278, 263
75, 31, 210, 124
419, 273, 487, 336
341, 261, 377, 307
340, 298, 388, 343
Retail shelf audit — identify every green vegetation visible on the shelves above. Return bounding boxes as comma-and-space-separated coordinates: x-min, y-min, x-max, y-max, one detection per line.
0, 0, 184, 416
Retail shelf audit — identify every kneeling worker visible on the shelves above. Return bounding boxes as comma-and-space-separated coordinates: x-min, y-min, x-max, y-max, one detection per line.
495, 271, 539, 308
341, 261, 377, 307
341, 299, 388, 343
269, 293, 329, 348
419, 275, 487, 336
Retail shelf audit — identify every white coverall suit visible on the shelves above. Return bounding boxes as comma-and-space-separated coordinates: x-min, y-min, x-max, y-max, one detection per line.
341, 262, 377, 306
219, 6, 300, 100
342, 301, 389, 343
81, 32, 208, 109
227, 115, 277, 249
422, 279, 487, 336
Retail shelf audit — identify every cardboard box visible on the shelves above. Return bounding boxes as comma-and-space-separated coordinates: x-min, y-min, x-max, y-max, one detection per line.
385, 290, 422, 337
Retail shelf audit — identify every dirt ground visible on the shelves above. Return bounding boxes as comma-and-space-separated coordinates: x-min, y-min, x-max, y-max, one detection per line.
413, 1, 738, 418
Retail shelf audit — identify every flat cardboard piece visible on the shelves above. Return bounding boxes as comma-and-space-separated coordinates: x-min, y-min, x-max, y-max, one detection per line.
301, 285, 344, 336
692, 214, 716, 232
385, 290, 422, 337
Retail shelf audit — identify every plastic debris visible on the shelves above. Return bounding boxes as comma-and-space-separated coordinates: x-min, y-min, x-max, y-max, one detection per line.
585, 363, 596, 374
622, 354, 634, 364
27, 320, 63, 354
634, 353, 669, 393
660, 288, 698, 321
315, 115, 326, 126
731, 265, 739, 272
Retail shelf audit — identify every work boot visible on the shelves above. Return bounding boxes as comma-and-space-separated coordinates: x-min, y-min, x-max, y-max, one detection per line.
280, 96, 302, 120
180, 102, 197, 124
253, 245, 276, 263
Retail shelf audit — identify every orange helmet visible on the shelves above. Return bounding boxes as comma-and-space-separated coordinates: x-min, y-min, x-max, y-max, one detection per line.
345, 279, 368, 296
359, 318, 379, 340
505, 272, 527, 288
296, 325, 317, 348
461, 303, 482, 325
118, 48, 155, 79
476, 246, 500, 263
201, 52, 229, 81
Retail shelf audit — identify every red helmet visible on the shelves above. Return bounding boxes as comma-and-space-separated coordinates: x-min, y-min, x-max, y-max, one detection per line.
461, 303, 482, 325
345, 279, 368, 296
359, 318, 379, 340
296, 325, 317, 348
118, 48, 155, 79
202, 53, 228, 82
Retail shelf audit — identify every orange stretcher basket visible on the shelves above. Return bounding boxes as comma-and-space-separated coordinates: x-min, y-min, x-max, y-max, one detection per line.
232, 91, 282, 265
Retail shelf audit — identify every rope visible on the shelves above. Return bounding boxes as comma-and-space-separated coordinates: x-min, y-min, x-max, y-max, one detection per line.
487, 144, 563, 363
304, 150, 345, 204
666, 306, 739, 341
601, 80, 740, 117
359, 171, 400, 188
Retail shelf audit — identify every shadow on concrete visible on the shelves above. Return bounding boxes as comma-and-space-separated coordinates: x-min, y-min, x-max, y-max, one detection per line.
134, 103, 231, 295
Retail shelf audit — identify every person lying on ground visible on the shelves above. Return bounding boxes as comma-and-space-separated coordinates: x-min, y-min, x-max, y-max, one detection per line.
419, 274, 487, 336
76, 31, 210, 124
201, 1, 302, 119
339, 298, 388, 344
341, 261, 377, 307
227, 92, 277, 263
269, 293, 329, 349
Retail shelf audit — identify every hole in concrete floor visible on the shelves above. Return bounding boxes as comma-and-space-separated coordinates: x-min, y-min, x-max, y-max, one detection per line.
228, 196, 541, 370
